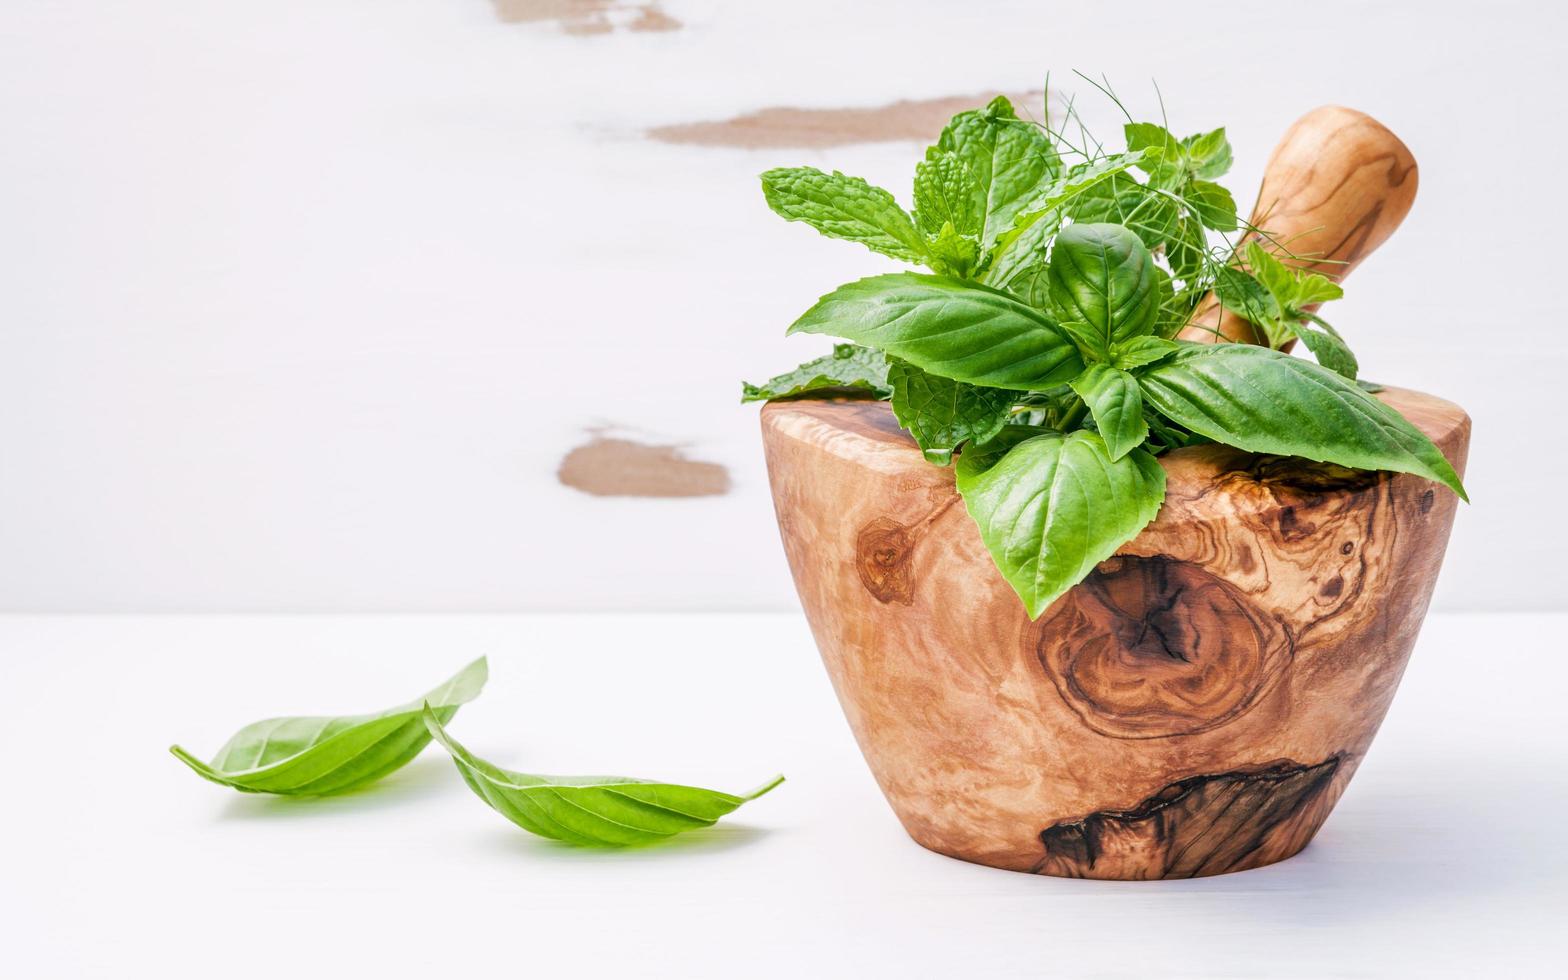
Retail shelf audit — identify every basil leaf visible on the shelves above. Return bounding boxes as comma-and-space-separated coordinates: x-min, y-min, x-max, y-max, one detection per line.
788, 272, 1084, 389
1069, 364, 1149, 460
423, 707, 783, 847
761, 167, 926, 263
913, 153, 983, 239
889, 359, 1017, 464
1046, 223, 1160, 351
956, 429, 1166, 619
933, 95, 1060, 249
1110, 336, 1179, 371
741, 344, 890, 403
1058, 319, 1110, 362
1138, 345, 1466, 499
170, 658, 488, 796
999, 262, 1052, 308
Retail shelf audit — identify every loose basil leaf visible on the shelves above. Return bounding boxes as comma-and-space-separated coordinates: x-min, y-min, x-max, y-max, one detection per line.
170, 657, 488, 796
932, 95, 1060, 249
1138, 345, 1466, 499
760, 167, 926, 263
788, 272, 1084, 389
984, 151, 1149, 287
741, 344, 891, 403
1069, 364, 1148, 460
956, 429, 1166, 619
888, 359, 1017, 464
1046, 223, 1160, 351
423, 706, 783, 847
913, 153, 983, 239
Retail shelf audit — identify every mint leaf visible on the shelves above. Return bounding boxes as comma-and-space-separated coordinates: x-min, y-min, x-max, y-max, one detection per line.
889, 359, 1017, 464
423, 707, 782, 847
913, 153, 983, 239
1214, 264, 1282, 336
1294, 316, 1359, 380
1182, 127, 1233, 178
934, 96, 1061, 249
1046, 223, 1160, 352
170, 658, 488, 796
984, 151, 1149, 287
925, 221, 981, 278
788, 273, 1084, 389
1067, 172, 1181, 249
1138, 345, 1466, 499
761, 167, 926, 262
741, 344, 890, 403
1069, 364, 1148, 460
956, 429, 1166, 619
1187, 179, 1238, 231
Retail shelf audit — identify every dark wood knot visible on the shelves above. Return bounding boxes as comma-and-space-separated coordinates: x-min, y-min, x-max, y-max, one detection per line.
1030, 556, 1292, 739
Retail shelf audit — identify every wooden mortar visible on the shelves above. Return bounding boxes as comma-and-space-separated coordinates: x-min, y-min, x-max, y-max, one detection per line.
761, 109, 1467, 879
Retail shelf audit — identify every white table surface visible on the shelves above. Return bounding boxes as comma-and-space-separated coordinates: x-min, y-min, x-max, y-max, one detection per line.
2, 612, 1564, 979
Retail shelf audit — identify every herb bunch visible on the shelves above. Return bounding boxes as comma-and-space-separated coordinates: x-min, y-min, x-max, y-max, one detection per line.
744, 87, 1466, 619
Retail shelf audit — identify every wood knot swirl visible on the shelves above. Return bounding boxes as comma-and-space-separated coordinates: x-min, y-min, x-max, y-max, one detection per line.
1030, 556, 1292, 739
855, 517, 915, 605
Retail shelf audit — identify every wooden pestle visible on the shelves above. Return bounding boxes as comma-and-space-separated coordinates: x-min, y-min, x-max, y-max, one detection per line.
1177, 106, 1419, 347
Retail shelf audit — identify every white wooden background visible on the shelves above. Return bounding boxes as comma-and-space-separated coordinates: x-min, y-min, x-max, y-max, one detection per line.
2, 0, 1562, 612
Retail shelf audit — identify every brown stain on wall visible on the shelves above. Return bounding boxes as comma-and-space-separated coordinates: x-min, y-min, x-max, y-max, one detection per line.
557, 428, 730, 498
648, 91, 1042, 149
491, 0, 681, 34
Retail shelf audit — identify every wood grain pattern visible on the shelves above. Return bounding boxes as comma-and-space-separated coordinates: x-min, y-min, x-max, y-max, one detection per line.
1178, 106, 1419, 346
761, 392, 1467, 878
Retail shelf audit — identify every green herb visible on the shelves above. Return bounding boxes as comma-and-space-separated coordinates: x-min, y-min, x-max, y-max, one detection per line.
745, 82, 1468, 620
422, 706, 783, 846
956, 428, 1165, 617
170, 658, 487, 795
888, 359, 1017, 464
1215, 241, 1357, 377
741, 343, 889, 402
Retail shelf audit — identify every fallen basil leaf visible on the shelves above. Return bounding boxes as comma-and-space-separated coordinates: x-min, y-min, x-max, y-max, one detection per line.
423, 706, 783, 847
170, 657, 487, 796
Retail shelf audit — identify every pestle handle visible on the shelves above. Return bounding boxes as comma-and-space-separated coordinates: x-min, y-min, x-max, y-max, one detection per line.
1177, 105, 1419, 346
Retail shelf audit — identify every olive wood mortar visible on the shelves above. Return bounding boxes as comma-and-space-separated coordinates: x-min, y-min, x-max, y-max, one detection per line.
763, 393, 1467, 878
761, 109, 1466, 879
